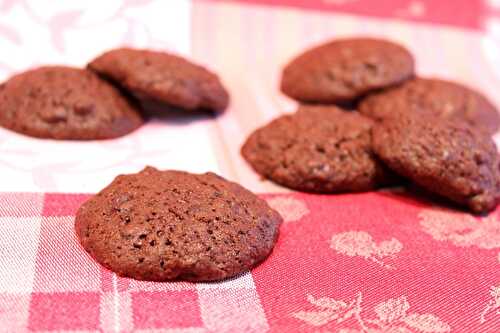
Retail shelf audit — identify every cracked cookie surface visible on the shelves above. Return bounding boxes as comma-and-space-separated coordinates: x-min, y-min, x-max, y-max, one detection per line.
241, 105, 394, 192
88, 48, 229, 113
281, 38, 414, 103
0, 66, 143, 140
75, 167, 282, 282
372, 115, 500, 214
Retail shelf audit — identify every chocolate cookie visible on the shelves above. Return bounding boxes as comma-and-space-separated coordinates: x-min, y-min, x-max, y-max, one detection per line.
241, 105, 394, 193
281, 38, 414, 104
75, 167, 282, 282
0, 66, 143, 140
359, 78, 500, 135
88, 48, 229, 113
372, 115, 500, 214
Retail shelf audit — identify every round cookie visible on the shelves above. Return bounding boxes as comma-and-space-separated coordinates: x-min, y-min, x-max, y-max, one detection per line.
359, 78, 500, 135
75, 167, 282, 282
372, 115, 500, 214
241, 105, 395, 193
0, 66, 143, 140
281, 38, 415, 104
88, 48, 229, 113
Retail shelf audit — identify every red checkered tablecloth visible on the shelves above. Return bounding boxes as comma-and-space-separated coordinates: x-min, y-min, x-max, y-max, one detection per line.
0, 1, 500, 332
0, 192, 499, 332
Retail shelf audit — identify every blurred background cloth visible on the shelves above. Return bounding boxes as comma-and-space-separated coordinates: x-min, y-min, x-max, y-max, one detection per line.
0, 0, 499, 193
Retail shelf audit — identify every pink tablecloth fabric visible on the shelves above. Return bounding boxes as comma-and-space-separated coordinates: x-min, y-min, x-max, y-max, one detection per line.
0, 191, 499, 332
0, 0, 500, 332
204, 0, 488, 30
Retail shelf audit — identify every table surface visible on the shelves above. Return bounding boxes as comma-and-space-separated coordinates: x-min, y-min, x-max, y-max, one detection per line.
0, 1, 499, 332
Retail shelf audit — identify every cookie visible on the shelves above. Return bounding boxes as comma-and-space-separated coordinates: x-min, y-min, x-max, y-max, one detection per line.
75, 167, 282, 282
372, 115, 500, 214
359, 78, 500, 135
88, 48, 229, 113
241, 105, 394, 193
281, 38, 414, 103
0, 66, 143, 140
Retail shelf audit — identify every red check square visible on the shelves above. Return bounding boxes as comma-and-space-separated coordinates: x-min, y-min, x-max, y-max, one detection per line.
28, 292, 101, 331
132, 291, 202, 329
42, 193, 90, 217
